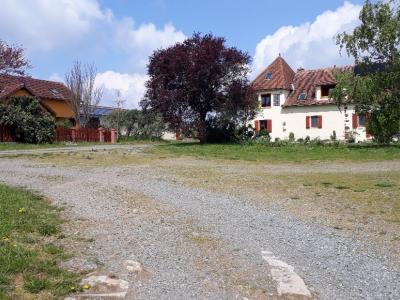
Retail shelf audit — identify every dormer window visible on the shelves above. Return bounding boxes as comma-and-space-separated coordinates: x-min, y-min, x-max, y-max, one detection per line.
49, 88, 60, 96
265, 72, 273, 80
298, 91, 307, 101
261, 94, 271, 107
321, 84, 335, 98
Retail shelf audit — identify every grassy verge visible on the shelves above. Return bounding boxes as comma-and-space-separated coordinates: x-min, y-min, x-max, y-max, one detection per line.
0, 142, 106, 151
152, 142, 400, 163
0, 185, 80, 299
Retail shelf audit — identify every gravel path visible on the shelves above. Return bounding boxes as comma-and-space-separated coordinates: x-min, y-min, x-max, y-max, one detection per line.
0, 156, 399, 300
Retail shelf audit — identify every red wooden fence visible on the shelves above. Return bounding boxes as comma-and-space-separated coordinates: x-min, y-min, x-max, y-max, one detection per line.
0, 126, 115, 143
55, 128, 116, 143
0, 125, 15, 142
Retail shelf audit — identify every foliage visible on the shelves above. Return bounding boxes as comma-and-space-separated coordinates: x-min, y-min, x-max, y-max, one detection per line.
0, 184, 80, 298
288, 132, 295, 142
0, 96, 55, 143
330, 130, 337, 141
333, 0, 400, 143
0, 39, 30, 75
141, 33, 258, 143
105, 109, 165, 140
56, 119, 74, 129
65, 60, 103, 127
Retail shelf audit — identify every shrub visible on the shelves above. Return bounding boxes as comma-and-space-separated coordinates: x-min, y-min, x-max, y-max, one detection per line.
304, 136, 311, 144
330, 130, 337, 141
56, 119, 73, 129
0, 96, 55, 143
288, 132, 295, 142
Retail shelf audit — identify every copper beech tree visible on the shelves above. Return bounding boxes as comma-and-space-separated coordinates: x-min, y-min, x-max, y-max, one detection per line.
141, 33, 257, 143
0, 39, 30, 75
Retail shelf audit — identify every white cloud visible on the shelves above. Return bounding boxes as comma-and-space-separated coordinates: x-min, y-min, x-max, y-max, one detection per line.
95, 71, 149, 108
0, 0, 111, 51
252, 1, 362, 75
0, 1, 186, 109
115, 18, 186, 69
48, 73, 64, 83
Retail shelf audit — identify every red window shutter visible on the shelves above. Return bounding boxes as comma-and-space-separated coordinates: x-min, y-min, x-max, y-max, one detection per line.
318, 115, 323, 128
255, 120, 260, 132
365, 114, 371, 137
306, 116, 310, 129
352, 114, 358, 129
267, 120, 272, 133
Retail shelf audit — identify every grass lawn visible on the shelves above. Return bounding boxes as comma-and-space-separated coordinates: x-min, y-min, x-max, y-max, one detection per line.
153, 142, 400, 163
0, 185, 80, 299
0, 142, 106, 151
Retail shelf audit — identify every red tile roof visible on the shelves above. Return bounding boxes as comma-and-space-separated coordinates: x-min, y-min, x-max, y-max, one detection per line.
284, 66, 353, 107
252, 56, 354, 107
252, 56, 295, 90
0, 74, 72, 101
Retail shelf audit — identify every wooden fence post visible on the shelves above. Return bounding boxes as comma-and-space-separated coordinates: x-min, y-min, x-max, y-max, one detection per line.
111, 129, 117, 144
71, 128, 76, 143
98, 127, 104, 143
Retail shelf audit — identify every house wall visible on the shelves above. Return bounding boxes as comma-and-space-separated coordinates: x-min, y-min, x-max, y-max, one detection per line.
253, 91, 369, 142
7, 88, 75, 122
43, 99, 74, 119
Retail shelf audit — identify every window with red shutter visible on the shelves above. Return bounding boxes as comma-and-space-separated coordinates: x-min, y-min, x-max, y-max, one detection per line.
267, 120, 272, 133
352, 114, 358, 129
255, 120, 260, 132
317, 115, 323, 128
306, 116, 310, 129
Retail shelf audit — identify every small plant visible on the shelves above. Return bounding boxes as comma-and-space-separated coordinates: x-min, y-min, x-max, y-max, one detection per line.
304, 135, 310, 144
38, 224, 58, 236
288, 132, 295, 142
24, 277, 50, 294
375, 182, 395, 188
334, 185, 350, 190
330, 130, 337, 141
303, 183, 312, 187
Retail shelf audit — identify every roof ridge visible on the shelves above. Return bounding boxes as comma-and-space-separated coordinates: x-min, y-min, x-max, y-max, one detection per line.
295, 65, 354, 73
0, 74, 66, 86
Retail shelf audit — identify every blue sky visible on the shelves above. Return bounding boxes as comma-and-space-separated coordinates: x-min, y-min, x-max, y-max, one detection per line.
0, 0, 364, 107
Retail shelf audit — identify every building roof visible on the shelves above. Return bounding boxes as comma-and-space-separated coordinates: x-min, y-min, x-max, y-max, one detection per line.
284, 66, 353, 107
0, 74, 72, 101
80, 105, 120, 118
252, 56, 354, 107
252, 56, 295, 90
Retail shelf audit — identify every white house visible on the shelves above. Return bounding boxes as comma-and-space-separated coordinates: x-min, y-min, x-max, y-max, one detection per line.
251, 56, 371, 142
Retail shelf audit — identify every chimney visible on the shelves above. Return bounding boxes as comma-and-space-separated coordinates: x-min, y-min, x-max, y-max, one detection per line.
297, 67, 304, 72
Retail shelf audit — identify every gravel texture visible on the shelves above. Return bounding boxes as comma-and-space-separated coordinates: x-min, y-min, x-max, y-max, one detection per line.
0, 149, 399, 300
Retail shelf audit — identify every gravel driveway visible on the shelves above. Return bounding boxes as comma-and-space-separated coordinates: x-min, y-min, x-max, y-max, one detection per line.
0, 148, 399, 300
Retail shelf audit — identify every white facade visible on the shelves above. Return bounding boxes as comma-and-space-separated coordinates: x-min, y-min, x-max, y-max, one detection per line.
253, 91, 369, 142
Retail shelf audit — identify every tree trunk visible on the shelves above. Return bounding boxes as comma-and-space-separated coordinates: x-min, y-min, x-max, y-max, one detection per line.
197, 121, 208, 143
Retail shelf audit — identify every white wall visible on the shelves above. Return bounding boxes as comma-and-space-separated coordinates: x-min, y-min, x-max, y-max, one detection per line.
253, 90, 369, 141
282, 105, 348, 140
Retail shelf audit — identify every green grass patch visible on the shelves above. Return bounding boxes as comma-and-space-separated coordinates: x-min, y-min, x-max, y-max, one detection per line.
334, 185, 350, 190
0, 184, 80, 299
152, 142, 400, 163
0, 142, 105, 152
375, 182, 396, 188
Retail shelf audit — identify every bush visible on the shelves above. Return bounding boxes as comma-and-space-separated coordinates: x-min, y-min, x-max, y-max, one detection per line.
330, 130, 337, 141
288, 132, 295, 142
0, 96, 55, 143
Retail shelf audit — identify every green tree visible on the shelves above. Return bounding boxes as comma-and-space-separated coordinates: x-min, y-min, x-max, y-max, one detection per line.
333, 0, 400, 143
0, 96, 55, 143
142, 33, 257, 143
